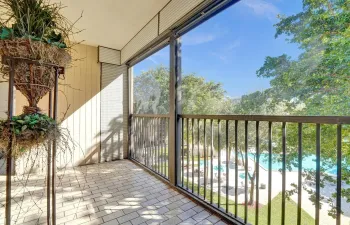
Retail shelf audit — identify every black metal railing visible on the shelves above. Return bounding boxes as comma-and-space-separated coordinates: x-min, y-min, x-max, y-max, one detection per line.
178, 114, 350, 225
130, 114, 169, 179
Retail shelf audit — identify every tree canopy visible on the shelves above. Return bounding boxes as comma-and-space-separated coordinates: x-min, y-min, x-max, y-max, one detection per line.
256, 0, 350, 116
134, 66, 233, 115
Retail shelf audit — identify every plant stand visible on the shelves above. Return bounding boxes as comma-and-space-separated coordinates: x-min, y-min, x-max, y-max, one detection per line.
2, 55, 64, 225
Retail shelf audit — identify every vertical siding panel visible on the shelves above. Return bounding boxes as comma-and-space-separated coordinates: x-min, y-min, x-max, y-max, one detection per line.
96, 54, 101, 163
79, 45, 87, 163
64, 47, 75, 168
93, 47, 101, 163
90, 46, 97, 164
73, 46, 80, 166
85, 46, 93, 164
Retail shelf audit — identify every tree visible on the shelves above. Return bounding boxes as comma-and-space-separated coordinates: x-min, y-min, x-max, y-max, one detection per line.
257, 0, 350, 116
134, 66, 170, 114
134, 66, 233, 115
243, 0, 350, 215
134, 65, 234, 166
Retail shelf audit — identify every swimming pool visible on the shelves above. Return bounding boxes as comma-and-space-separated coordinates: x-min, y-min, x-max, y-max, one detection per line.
199, 160, 226, 172
200, 155, 343, 176
248, 153, 339, 175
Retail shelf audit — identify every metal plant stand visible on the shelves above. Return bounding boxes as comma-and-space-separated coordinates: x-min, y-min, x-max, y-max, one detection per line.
2, 56, 64, 225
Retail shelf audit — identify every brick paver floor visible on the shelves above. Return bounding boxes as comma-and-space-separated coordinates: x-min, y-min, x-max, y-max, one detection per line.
0, 160, 228, 225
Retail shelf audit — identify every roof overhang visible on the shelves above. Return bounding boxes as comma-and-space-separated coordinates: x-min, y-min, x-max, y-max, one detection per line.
54, 0, 170, 50
56, 0, 235, 64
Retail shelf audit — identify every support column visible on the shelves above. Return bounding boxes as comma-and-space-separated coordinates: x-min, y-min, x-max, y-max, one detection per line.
128, 67, 134, 159
169, 35, 182, 186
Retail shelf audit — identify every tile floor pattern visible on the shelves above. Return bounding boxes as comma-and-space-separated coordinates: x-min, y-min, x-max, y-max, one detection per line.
0, 160, 229, 225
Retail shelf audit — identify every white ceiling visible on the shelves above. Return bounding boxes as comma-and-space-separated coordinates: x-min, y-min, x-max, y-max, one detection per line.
55, 0, 170, 50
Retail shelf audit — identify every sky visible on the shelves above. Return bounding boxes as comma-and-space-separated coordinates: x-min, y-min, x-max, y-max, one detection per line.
133, 0, 304, 98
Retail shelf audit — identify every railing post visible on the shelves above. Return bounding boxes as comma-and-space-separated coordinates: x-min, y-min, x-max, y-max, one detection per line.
169, 33, 181, 186
5, 58, 14, 225
51, 67, 59, 225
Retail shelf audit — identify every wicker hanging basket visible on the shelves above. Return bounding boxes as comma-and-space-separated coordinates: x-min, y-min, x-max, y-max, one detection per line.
0, 38, 71, 114
0, 39, 71, 156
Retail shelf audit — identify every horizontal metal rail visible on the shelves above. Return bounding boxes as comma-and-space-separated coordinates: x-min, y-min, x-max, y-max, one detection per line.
133, 114, 170, 118
180, 114, 350, 124
177, 115, 348, 225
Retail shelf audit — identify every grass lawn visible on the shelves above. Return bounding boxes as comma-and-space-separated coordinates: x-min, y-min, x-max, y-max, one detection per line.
183, 179, 314, 225
147, 154, 314, 224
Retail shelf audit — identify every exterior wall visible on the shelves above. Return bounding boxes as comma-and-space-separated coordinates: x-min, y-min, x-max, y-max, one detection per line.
59, 44, 101, 167
0, 81, 9, 119
1, 44, 129, 174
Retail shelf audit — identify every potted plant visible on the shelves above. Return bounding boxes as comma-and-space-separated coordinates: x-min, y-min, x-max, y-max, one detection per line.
0, 0, 74, 156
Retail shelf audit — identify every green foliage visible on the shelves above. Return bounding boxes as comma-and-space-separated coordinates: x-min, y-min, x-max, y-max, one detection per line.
134, 66, 170, 114
257, 0, 350, 116
0, 0, 72, 48
0, 113, 56, 137
0, 113, 59, 156
134, 66, 233, 115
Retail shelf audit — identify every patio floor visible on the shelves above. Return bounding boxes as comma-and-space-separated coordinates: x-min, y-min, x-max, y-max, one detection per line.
0, 160, 228, 225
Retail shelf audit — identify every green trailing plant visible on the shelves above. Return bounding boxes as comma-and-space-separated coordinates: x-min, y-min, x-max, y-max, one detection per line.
5, 114, 56, 136
0, 113, 59, 156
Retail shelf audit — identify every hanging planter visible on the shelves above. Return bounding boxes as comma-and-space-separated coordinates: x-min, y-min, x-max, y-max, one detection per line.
0, 0, 75, 157
0, 39, 71, 113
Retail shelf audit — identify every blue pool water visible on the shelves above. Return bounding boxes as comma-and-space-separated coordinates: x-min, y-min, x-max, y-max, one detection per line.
248, 153, 339, 175
200, 155, 344, 175
199, 160, 226, 172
